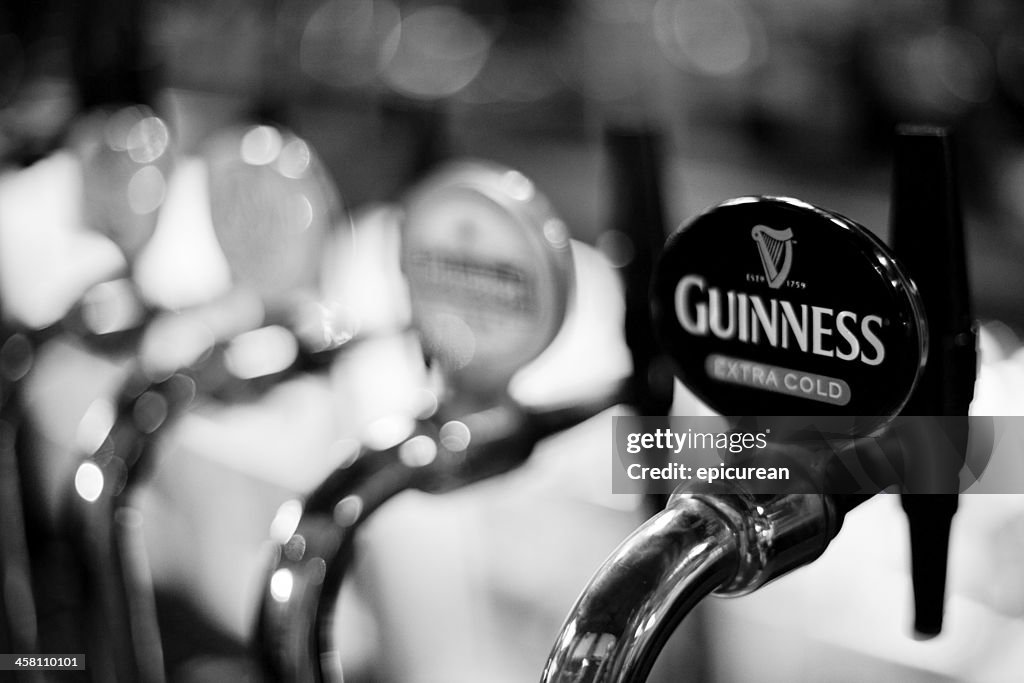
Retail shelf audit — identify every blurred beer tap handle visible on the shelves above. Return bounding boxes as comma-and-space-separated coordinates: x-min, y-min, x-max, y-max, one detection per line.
60, 96, 355, 681
602, 124, 676, 520
8, 101, 175, 350
69, 0, 173, 275
257, 160, 638, 682
0, 104, 173, 351
603, 125, 674, 418
202, 123, 344, 305
12, 38, 175, 346
68, 112, 352, 577
71, 119, 350, 459
890, 125, 978, 638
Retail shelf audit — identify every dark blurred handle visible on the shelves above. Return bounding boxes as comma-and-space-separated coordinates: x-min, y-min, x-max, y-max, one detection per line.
604, 126, 674, 417
524, 380, 630, 443
72, 0, 158, 111
0, 341, 46, 682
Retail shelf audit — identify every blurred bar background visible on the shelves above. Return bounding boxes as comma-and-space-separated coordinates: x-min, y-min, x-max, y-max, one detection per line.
0, 2, 1022, 274
11, 0, 1024, 321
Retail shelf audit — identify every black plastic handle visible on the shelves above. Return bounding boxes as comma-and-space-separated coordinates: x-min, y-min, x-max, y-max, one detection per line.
890, 125, 977, 638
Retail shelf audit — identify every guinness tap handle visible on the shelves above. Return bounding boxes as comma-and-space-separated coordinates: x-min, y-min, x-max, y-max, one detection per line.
890, 125, 977, 638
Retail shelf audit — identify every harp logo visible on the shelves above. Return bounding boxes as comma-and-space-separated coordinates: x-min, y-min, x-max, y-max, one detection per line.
751, 225, 794, 289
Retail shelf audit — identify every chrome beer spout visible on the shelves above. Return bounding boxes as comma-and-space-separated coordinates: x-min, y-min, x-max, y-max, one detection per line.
543, 195, 933, 683
257, 161, 628, 683
542, 477, 850, 683
543, 424, 890, 683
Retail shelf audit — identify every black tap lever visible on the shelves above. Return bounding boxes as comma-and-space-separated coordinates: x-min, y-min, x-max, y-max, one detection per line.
889, 125, 977, 638
604, 125, 674, 417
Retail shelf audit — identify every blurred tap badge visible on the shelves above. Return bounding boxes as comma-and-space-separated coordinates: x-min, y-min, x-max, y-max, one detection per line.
400, 161, 572, 397
652, 196, 928, 435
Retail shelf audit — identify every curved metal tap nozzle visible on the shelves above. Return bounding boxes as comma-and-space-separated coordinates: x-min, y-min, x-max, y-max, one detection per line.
256, 401, 529, 683
65, 300, 362, 683
257, 434, 425, 683
541, 485, 842, 683
257, 381, 630, 683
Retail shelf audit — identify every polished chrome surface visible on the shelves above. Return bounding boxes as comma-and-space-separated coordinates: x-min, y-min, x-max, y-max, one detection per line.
541, 496, 737, 683
707, 491, 838, 596
541, 487, 839, 683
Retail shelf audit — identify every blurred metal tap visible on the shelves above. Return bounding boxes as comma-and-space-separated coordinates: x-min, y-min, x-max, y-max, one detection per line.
62, 121, 349, 683
1, 5, 174, 673
257, 160, 628, 682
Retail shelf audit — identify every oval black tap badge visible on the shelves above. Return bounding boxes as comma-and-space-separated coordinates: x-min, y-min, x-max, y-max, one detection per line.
652, 196, 928, 435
